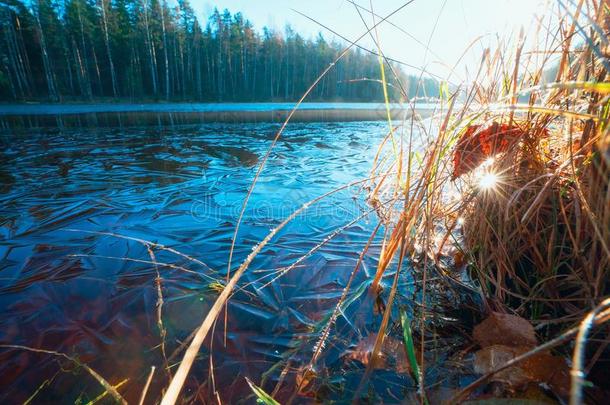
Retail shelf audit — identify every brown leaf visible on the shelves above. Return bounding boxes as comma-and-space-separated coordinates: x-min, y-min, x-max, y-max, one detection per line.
473, 345, 531, 387
295, 366, 317, 397
521, 352, 571, 399
343, 335, 413, 374
453, 250, 466, 268
464, 387, 557, 404
473, 345, 570, 399
452, 122, 528, 179
473, 312, 537, 348
453, 124, 484, 179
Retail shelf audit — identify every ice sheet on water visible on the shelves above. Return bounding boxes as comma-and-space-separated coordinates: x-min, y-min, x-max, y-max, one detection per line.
0, 120, 407, 403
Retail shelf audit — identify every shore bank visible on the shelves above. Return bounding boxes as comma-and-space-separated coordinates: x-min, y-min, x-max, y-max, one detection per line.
0, 103, 435, 129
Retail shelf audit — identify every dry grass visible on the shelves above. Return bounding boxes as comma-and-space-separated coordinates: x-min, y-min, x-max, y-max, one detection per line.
21, 1, 606, 403
129, 0, 609, 402
193, 0, 609, 402
438, 0, 610, 326
354, 0, 610, 401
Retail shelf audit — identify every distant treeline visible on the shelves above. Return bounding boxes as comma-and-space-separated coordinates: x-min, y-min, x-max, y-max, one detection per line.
0, 0, 440, 102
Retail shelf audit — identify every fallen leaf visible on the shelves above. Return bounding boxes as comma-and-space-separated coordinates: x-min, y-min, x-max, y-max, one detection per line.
453, 122, 528, 179
473, 345, 570, 399
343, 334, 413, 374
295, 366, 317, 397
473, 345, 530, 387
464, 398, 555, 405
453, 250, 466, 268
519, 351, 571, 399
473, 312, 537, 348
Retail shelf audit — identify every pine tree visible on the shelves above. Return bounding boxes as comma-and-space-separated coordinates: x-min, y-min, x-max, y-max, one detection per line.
0, 4, 437, 102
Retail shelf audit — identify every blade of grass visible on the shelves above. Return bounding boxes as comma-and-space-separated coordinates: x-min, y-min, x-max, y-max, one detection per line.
0, 345, 127, 405
160, 175, 397, 405
246, 377, 281, 405
400, 309, 430, 405
86, 379, 129, 405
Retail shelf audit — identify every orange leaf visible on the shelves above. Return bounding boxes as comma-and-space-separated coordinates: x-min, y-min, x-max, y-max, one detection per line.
452, 122, 527, 179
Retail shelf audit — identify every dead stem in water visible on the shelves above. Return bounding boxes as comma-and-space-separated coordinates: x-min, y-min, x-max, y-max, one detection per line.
147, 245, 170, 379
49, 0, 610, 403
160, 3, 421, 404
0, 345, 127, 404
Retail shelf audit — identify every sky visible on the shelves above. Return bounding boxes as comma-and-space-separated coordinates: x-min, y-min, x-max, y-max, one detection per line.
193, 0, 550, 80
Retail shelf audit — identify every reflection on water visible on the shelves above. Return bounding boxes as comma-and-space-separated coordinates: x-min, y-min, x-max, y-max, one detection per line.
0, 103, 438, 129
0, 102, 437, 115
0, 121, 421, 403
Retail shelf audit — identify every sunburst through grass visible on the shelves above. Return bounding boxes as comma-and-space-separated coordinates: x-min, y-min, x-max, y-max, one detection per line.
4, 0, 608, 403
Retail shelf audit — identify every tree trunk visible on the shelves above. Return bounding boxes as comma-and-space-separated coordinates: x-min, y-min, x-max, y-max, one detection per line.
76, 2, 92, 98
90, 40, 103, 96
99, 0, 117, 97
2, 11, 27, 97
35, 5, 58, 100
142, 0, 157, 96
160, 2, 169, 100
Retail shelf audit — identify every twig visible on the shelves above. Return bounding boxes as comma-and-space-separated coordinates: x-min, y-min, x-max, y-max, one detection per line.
65, 229, 215, 272
147, 245, 170, 379
0, 344, 127, 405
138, 366, 156, 405
69, 253, 215, 280
160, 176, 390, 405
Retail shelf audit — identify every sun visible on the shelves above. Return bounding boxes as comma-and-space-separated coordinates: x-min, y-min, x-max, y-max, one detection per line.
478, 172, 499, 190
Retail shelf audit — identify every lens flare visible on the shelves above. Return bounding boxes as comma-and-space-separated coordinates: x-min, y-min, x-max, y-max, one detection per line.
478, 172, 499, 190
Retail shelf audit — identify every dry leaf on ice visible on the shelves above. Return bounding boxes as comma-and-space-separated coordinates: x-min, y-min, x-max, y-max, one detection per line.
473, 312, 538, 349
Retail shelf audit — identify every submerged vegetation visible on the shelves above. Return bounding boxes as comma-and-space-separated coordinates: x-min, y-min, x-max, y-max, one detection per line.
0, 0, 609, 404
154, 0, 610, 402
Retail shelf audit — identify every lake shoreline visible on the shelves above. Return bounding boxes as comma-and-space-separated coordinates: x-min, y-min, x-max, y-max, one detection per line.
0, 103, 436, 128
